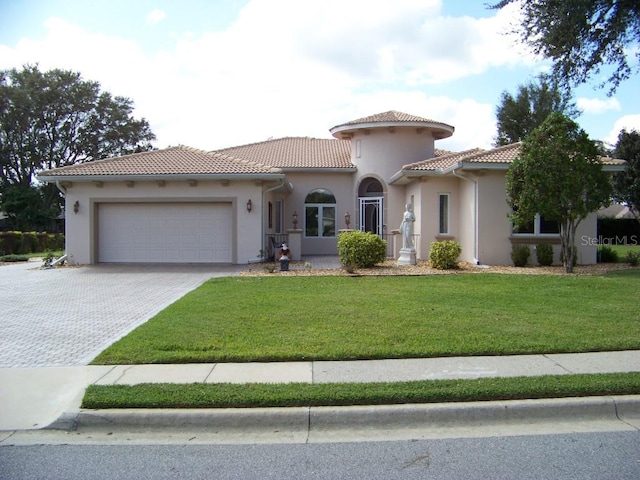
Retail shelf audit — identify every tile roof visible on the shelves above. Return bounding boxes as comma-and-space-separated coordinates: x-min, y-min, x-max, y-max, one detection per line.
38, 146, 282, 178
401, 142, 626, 176
334, 110, 447, 127
330, 110, 454, 140
214, 137, 353, 169
406, 148, 486, 171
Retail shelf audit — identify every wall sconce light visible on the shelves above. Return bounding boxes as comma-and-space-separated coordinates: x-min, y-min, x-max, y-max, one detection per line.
246, 199, 252, 213
344, 211, 351, 229
73, 200, 80, 214
292, 211, 298, 229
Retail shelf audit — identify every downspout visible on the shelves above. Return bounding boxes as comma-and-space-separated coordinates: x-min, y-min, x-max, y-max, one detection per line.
452, 169, 479, 265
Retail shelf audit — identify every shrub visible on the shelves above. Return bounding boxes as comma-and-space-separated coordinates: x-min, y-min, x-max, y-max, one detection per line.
429, 240, 462, 270
338, 231, 386, 268
22, 232, 40, 253
511, 244, 530, 267
0, 254, 29, 262
625, 251, 640, 266
597, 245, 619, 263
536, 244, 554, 266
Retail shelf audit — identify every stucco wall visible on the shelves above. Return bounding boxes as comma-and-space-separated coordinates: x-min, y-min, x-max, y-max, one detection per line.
62, 179, 263, 265
281, 172, 355, 255
351, 129, 435, 180
476, 171, 512, 265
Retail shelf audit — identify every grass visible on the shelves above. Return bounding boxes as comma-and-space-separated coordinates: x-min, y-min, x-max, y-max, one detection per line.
82, 373, 640, 409
609, 244, 640, 260
92, 270, 640, 365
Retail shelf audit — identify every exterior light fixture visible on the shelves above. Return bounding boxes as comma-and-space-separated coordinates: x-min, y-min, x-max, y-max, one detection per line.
246, 199, 252, 213
292, 211, 298, 229
73, 200, 80, 214
344, 211, 351, 229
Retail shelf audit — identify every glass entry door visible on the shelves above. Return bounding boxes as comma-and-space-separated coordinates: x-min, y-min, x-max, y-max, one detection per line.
359, 197, 383, 236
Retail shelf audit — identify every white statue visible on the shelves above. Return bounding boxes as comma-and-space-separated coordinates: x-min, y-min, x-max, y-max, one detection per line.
399, 204, 415, 250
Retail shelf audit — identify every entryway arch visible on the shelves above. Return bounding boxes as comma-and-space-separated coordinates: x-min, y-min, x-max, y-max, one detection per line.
357, 177, 384, 236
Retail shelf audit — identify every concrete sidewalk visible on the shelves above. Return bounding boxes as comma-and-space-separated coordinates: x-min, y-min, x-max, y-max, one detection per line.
1, 350, 639, 433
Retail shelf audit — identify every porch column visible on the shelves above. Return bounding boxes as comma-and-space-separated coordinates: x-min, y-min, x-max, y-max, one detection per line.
287, 229, 302, 261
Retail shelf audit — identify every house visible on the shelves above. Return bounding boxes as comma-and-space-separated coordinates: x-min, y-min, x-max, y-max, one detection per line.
37, 110, 626, 266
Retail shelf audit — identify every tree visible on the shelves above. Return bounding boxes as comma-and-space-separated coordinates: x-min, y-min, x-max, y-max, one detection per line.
494, 74, 579, 146
612, 129, 640, 223
506, 113, 612, 273
0, 184, 52, 231
491, 0, 640, 94
0, 65, 155, 229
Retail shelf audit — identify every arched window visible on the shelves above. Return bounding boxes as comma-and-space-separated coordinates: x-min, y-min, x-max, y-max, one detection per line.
305, 188, 336, 237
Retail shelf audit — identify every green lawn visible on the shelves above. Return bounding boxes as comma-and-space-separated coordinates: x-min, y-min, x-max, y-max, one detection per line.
82, 373, 640, 409
609, 244, 640, 259
92, 269, 640, 365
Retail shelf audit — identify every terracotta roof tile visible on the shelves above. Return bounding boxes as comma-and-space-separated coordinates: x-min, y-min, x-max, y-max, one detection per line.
38, 146, 281, 177
334, 110, 446, 126
214, 137, 353, 169
406, 148, 486, 171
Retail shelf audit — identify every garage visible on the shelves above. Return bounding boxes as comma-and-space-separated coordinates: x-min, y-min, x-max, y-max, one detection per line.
98, 202, 233, 263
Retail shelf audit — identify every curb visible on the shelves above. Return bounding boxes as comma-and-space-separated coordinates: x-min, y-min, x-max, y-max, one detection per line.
48, 395, 640, 433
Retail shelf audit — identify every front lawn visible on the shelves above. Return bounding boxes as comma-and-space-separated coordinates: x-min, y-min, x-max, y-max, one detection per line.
92, 270, 640, 365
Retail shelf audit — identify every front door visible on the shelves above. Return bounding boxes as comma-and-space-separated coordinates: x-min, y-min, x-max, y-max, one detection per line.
359, 197, 383, 236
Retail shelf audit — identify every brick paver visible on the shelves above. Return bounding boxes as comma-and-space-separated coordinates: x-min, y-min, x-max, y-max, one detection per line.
0, 262, 242, 367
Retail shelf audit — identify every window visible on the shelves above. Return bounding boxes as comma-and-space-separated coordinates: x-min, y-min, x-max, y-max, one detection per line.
512, 214, 560, 235
439, 193, 450, 235
305, 188, 336, 237
275, 200, 283, 234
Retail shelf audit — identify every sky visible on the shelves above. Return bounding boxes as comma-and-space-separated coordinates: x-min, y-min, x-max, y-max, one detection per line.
1, 0, 639, 153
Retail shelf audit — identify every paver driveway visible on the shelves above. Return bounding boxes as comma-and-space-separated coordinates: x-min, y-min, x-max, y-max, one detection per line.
0, 261, 242, 367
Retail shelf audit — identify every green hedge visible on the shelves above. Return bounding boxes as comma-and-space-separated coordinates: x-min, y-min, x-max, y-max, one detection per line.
0, 231, 64, 256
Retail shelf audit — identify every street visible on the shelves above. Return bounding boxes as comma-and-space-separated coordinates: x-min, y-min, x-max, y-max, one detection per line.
1, 431, 638, 479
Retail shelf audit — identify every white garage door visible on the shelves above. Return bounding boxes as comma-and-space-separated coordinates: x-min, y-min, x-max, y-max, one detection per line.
98, 203, 233, 263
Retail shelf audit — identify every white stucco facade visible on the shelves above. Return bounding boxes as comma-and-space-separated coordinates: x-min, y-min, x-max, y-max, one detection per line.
38, 110, 624, 266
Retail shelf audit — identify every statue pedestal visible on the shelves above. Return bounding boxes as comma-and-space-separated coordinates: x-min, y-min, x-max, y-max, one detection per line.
397, 248, 417, 266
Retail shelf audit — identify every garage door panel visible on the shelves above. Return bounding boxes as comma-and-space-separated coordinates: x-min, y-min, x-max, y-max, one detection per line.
98, 203, 232, 263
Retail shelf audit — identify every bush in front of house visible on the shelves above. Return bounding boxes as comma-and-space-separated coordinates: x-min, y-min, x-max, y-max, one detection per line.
511, 244, 530, 267
625, 251, 639, 266
429, 240, 462, 270
337, 230, 387, 268
536, 244, 554, 266
597, 245, 619, 263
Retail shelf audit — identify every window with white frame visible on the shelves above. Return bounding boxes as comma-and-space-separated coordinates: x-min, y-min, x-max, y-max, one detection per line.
305, 189, 336, 237
512, 214, 560, 235
439, 193, 450, 235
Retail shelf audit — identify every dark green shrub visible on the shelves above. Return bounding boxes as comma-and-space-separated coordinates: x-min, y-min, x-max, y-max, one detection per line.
22, 232, 39, 253
597, 245, 619, 263
337, 231, 386, 268
429, 240, 462, 270
0, 254, 29, 262
511, 244, 530, 267
0, 231, 23, 255
625, 251, 640, 266
536, 244, 554, 266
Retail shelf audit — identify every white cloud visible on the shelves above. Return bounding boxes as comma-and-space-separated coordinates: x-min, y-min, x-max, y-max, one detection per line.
146, 10, 166, 25
577, 97, 621, 115
0, 1, 538, 152
605, 115, 640, 146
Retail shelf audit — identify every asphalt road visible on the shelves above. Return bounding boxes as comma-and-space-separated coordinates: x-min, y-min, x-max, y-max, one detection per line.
1, 431, 638, 480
